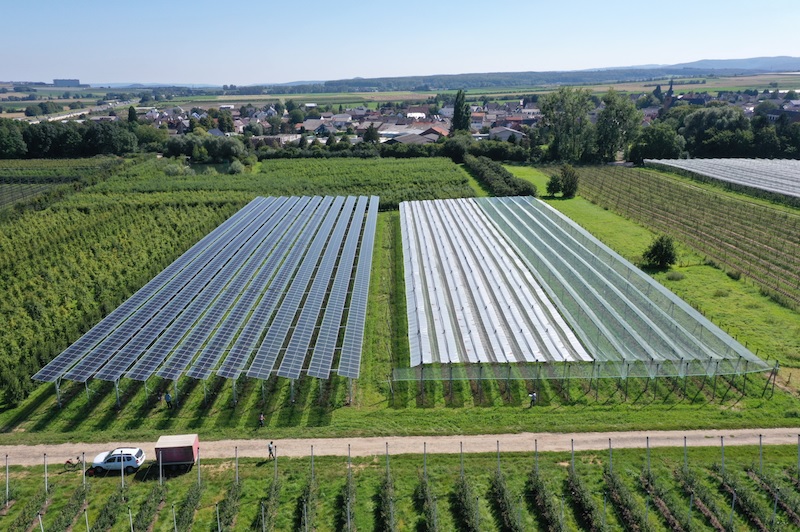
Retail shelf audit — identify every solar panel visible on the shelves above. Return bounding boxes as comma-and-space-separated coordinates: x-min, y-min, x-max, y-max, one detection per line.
277, 196, 357, 379
33, 197, 270, 383
246, 197, 345, 380
100, 197, 291, 382
337, 196, 379, 378
307, 196, 368, 379
61, 198, 277, 382
121, 197, 298, 381
215, 196, 329, 379
185, 197, 319, 380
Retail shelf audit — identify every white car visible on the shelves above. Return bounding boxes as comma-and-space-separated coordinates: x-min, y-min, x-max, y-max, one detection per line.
92, 447, 146, 474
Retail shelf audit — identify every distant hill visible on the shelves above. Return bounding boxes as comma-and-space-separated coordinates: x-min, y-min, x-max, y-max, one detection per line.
669, 56, 800, 71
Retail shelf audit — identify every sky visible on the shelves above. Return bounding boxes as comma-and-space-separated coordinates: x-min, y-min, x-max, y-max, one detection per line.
2, 0, 799, 86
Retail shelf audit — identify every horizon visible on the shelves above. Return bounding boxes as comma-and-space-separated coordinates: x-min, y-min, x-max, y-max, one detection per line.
2, 0, 799, 86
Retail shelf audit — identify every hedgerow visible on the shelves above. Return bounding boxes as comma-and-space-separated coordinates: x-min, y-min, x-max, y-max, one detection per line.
488, 469, 523, 532
463, 154, 537, 197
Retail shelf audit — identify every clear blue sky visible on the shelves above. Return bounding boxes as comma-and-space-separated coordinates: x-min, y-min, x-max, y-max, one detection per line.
3, 0, 798, 86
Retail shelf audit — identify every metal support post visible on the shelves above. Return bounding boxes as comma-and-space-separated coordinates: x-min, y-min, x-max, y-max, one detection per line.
115, 379, 121, 409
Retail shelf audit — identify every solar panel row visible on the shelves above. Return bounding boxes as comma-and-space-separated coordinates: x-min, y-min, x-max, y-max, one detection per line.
247, 196, 346, 380
63, 198, 278, 382
183, 197, 316, 380
276, 196, 358, 379
96, 197, 291, 382
34, 195, 379, 386
32, 197, 269, 383
337, 196, 379, 378
215, 196, 329, 380
307, 196, 368, 379
125, 197, 303, 382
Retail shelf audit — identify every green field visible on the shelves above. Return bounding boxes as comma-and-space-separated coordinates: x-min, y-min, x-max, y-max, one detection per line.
3, 444, 799, 531
0, 156, 798, 448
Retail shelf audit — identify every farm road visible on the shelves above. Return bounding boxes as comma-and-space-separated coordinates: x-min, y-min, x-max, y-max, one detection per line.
2, 428, 799, 466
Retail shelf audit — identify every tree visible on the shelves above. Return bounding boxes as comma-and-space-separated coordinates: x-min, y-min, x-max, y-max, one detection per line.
545, 173, 561, 196
451, 89, 471, 134
627, 122, 685, 164
652, 84, 664, 103
596, 89, 642, 162
559, 164, 579, 198
0, 119, 27, 158
363, 124, 380, 143
643, 235, 677, 268
127, 105, 137, 124
217, 111, 235, 133
682, 106, 751, 157
539, 87, 595, 162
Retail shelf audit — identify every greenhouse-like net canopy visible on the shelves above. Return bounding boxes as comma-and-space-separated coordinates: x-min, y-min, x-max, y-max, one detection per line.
395, 197, 769, 382
645, 158, 800, 199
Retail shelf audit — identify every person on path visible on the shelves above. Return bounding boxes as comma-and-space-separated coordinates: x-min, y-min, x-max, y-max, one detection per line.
268, 441, 274, 460
258, 412, 265, 428
165, 391, 173, 409
528, 391, 537, 408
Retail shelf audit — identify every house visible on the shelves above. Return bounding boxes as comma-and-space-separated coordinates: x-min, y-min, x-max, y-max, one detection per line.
421, 126, 449, 139
331, 113, 352, 127
384, 133, 434, 145
489, 126, 525, 142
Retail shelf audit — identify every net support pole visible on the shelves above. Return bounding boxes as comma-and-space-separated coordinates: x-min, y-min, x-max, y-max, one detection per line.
54, 379, 62, 409
173, 379, 179, 407
203, 380, 207, 405
233, 378, 238, 406
743, 360, 749, 396
85, 381, 90, 402
114, 379, 121, 409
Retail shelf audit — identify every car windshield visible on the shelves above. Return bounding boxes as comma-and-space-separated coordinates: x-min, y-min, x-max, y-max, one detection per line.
135, 449, 144, 459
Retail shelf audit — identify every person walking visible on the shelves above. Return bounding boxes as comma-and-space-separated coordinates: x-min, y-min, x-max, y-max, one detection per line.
165, 391, 173, 409
258, 412, 265, 428
528, 391, 537, 408
268, 441, 275, 460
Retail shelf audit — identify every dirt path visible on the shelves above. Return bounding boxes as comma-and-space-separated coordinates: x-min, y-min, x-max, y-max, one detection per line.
1, 428, 798, 466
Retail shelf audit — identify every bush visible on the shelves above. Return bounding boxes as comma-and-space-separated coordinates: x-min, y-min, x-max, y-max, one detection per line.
377, 472, 397, 532
133, 484, 165, 531
414, 473, 438, 532
463, 155, 537, 197
665, 271, 685, 281
527, 467, 565, 531
175, 482, 203, 532
451, 475, 481, 532
546, 173, 562, 196
254, 479, 281, 532
567, 468, 603, 532
228, 160, 245, 174
489, 469, 523, 532
560, 164, 579, 198
48, 485, 90, 531
643, 234, 677, 268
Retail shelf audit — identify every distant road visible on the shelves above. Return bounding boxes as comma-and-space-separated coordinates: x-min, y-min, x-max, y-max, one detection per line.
1, 428, 798, 466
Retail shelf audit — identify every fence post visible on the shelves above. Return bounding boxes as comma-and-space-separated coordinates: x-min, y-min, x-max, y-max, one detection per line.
571, 439, 574, 473
646, 436, 650, 473
759, 434, 763, 475
721, 436, 725, 475
44, 453, 48, 494
608, 439, 613, 474
235, 446, 239, 484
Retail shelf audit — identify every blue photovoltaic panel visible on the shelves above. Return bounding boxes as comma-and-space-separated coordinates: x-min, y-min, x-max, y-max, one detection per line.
186, 197, 317, 380
61, 198, 276, 382
118, 198, 294, 382
306, 196, 367, 379
337, 196, 379, 378
246, 197, 344, 380
277, 196, 357, 379
215, 196, 329, 380
33, 197, 269, 382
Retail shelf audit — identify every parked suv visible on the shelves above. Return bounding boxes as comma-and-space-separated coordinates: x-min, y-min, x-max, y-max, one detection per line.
92, 447, 146, 474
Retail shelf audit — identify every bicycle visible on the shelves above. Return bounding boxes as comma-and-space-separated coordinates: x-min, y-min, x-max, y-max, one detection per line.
64, 456, 82, 472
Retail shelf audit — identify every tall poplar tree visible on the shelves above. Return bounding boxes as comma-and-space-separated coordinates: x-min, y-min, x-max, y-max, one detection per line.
451, 89, 471, 134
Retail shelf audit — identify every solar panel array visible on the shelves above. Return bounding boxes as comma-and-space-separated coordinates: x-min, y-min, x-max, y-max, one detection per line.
33, 195, 379, 385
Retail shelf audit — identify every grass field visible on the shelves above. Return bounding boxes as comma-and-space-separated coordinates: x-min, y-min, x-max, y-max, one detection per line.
3, 444, 799, 531
0, 157, 798, 447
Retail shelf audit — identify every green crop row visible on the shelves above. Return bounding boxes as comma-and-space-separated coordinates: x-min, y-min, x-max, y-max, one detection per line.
3, 445, 800, 531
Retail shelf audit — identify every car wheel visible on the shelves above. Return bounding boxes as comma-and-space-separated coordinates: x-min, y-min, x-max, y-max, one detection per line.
94, 466, 104, 474
125, 466, 135, 474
